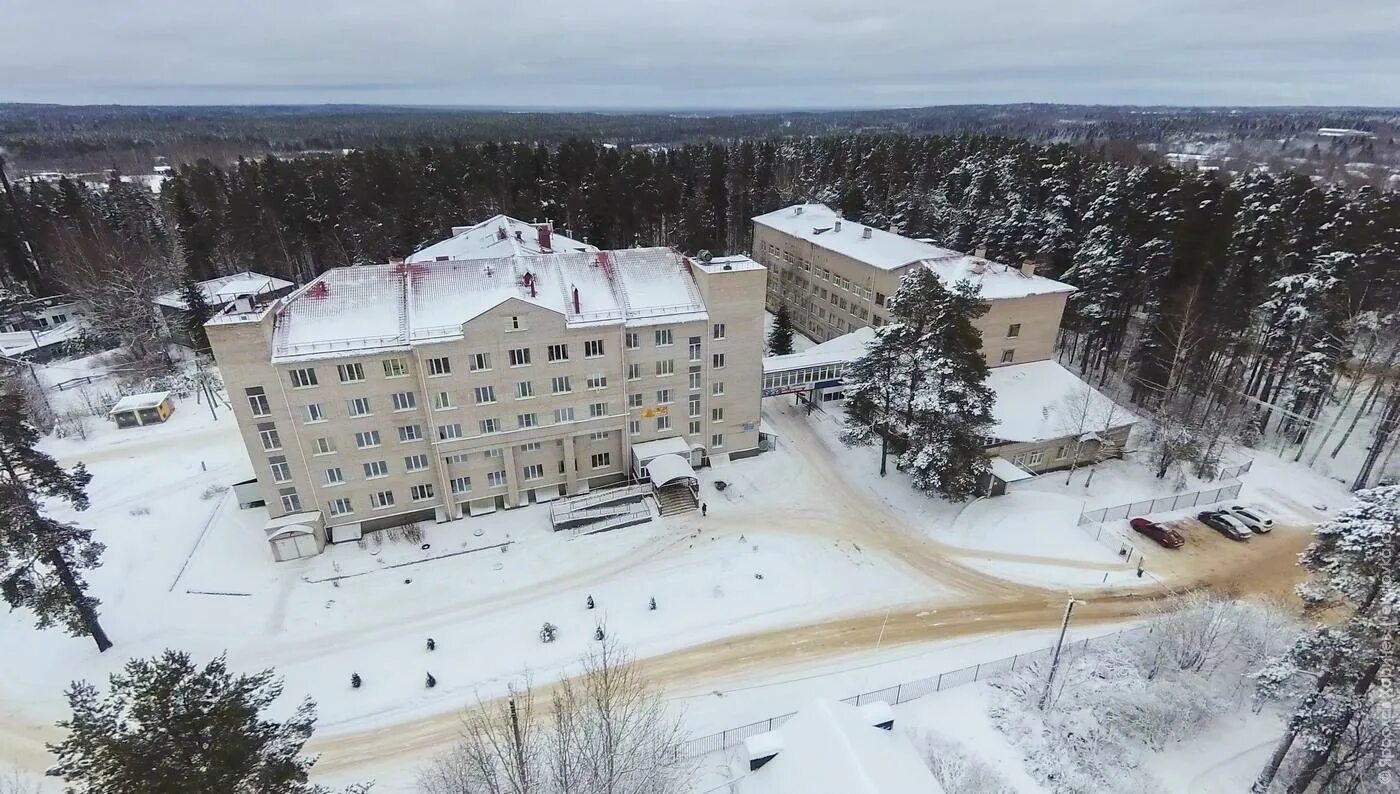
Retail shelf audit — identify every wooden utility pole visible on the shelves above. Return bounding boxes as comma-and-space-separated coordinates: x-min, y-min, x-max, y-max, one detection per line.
1038, 597, 1080, 710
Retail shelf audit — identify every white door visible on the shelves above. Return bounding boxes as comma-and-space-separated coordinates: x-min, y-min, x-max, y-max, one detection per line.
272, 537, 298, 561
292, 533, 319, 558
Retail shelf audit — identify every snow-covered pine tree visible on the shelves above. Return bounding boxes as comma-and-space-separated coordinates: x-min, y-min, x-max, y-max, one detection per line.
840, 320, 909, 477
767, 303, 795, 356
48, 650, 346, 794
177, 269, 214, 352
0, 394, 111, 652
894, 276, 996, 500
1252, 484, 1400, 793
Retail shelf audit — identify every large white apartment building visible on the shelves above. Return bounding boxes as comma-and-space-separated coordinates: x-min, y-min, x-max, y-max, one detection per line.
208, 239, 765, 544
753, 203, 1074, 367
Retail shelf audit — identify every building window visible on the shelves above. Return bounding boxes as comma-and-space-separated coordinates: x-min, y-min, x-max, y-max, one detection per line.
589, 402, 608, 418
625, 331, 639, 350
588, 431, 610, 441
347, 397, 372, 417
369, 490, 395, 509
587, 373, 607, 390
289, 368, 318, 388
629, 420, 641, 436
688, 395, 700, 417
626, 363, 642, 380
584, 339, 605, 358
473, 385, 497, 405
445, 453, 470, 464
328, 497, 353, 516
363, 460, 389, 479
324, 467, 344, 486
551, 376, 572, 394
437, 423, 463, 440
553, 407, 575, 423
470, 353, 491, 371
410, 483, 435, 501
1007, 323, 1021, 338
711, 407, 725, 422
434, 391, 455, 410
354, 430, 381, 449
547, 343, 569, 362
656, 389, 673, 404
591, 452, 611, 469
1026, 450, 1045, 466
269, 456, 291, 483
522, 463, 544, 481
656, 415, 672, 431
689, 368, 702, 390
487, 470, 507, 489
654, 329, 673, 347
517, 412, 539, 428
383, 358, 409, 378
655, 359, 674, 377
711, 381, 725, 396
313, 437, 335, 455
519, 441, 542, 452
337, 363, 365, 383
506, 315, 524, 332
711, 433, 724, 448
450, 476, 472, 495
404, 453, 429, 472
279, 488, 302, 513
427, 357, 451, 376
392, 391, 416, 411
875, 292, 886, 306
484, 448, 503, 459
712, 353, 726, 369
245, 387, 270, 417
515, 381, 535, 399
509, 348, 531, 367
688, 337, 702, 361
688, 419, 701, 435
257, 423, 281, 451
1054, 445, 1068, 460
712, 323, 726, 340
480, 418, 501, 434
1000, 349, 1015, 364
628, 393, 643, 409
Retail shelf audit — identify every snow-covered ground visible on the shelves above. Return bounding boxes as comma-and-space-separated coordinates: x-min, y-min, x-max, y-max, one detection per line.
0, 350, 1365, 791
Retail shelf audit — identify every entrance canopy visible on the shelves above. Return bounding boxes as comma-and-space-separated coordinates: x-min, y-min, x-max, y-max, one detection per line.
646, 454, 696, 488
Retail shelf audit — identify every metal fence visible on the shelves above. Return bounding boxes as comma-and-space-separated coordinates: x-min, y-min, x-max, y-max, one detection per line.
677, 625, 1153, 759
1077, 481, 1243, 525
1217, 459, 1254, 480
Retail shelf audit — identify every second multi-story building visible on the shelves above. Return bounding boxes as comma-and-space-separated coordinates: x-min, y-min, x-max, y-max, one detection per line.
753, 203, 1074, 367
208, 246, 765, 543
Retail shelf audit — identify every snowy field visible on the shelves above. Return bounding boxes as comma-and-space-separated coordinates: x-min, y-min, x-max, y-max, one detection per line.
0, 349, 1365, 791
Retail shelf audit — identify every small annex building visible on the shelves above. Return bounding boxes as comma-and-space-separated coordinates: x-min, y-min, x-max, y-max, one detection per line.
264, 511, 326, 562
108, 391, 175, 428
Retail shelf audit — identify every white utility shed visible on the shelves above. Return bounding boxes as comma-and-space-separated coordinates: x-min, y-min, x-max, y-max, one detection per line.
264, 511, 325, 562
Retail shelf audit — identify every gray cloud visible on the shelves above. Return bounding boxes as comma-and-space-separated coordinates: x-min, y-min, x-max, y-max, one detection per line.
4, 0, 1399, 107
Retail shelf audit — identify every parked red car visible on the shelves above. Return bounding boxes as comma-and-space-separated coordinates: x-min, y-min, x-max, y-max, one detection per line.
1130, 517, 1185, 549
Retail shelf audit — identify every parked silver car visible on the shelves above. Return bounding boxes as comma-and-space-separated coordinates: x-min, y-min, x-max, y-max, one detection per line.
1227, 504, 1274, 533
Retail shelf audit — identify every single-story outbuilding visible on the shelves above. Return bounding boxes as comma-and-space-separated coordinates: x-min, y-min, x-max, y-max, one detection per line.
264, 511, 326, 562
108, 391, 175, 428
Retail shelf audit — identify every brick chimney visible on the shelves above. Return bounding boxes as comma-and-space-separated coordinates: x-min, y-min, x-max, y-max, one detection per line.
537, 224, 552, 251
974, 245, 988, 259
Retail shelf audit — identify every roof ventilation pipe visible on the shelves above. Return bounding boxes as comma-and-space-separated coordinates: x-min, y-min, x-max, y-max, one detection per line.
862, 227, 872, 239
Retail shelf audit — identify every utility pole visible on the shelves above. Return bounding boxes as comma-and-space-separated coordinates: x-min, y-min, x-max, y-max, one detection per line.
193, 354, 217, 421
0, 153, 44, 293
1038, 597, 1081, 710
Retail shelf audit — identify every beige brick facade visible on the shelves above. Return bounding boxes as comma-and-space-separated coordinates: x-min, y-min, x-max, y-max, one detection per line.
208, 250, 765, 539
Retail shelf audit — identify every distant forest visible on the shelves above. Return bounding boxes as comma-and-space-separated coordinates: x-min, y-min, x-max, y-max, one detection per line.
3, 102, 1399, 175
1, 130, 1398, 486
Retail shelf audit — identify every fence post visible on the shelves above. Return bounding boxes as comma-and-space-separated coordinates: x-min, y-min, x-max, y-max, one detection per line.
936, 672, 944, 691
974, 662, 982, 681
896, 683, 903, 703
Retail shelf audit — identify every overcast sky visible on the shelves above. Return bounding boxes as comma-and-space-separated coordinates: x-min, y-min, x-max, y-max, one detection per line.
6, 0, 1400, 108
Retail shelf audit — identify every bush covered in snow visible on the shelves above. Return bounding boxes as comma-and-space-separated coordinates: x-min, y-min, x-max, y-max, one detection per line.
919, 733, 1017, 794
990, 595, 1294, 794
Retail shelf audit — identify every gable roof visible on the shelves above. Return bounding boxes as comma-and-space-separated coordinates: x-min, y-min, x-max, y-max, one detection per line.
407, 215, 593, 262
739, 700, 943, 794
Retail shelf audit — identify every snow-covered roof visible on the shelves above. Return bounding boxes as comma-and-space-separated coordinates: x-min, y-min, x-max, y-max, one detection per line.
738, 700, 943, 794
694, 254, 765, 273
156, 271, 294, 310
0, 319, 87, 356
987, 360, 1137, 443
988, 456, 1036, 483
271, 248, 709, 361
754, 203, 1074, 299
763, 327, 875, 374
407, 215, 593, 263
264, 511, 324, 540
631, 436, 693, 462
646, 454, 695, 488
108, 391, 170, 414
